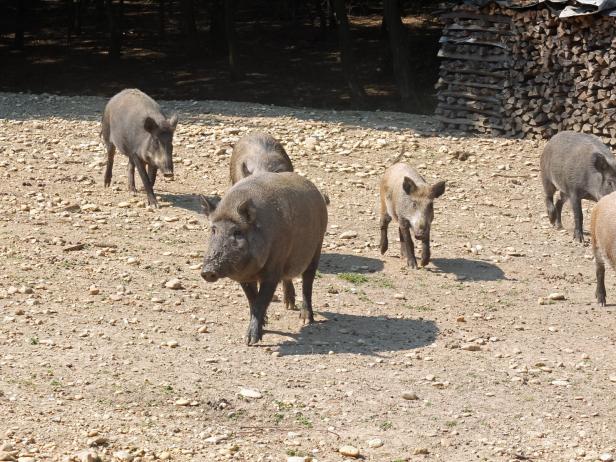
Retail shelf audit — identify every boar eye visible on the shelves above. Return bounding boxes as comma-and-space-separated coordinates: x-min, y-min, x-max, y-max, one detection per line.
233, 229, 244, 239
211, 227, 216, 235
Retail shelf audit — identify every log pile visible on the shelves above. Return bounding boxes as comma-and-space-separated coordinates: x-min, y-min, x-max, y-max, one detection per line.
435, 2, 616, 146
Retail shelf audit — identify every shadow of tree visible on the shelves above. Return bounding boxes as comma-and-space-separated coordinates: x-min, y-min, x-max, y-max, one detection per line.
275, 310, 437, 356
429, 258, 506, 282
318, 253, 384, 274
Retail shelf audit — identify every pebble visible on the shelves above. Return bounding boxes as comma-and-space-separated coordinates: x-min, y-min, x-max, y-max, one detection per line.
17, 458, 35, 462
287, 457, 308, 462
118, 202, 131, 208
157, 452, 171, 460
0, 454, 15, 462
367, 438, 384, 448
89, 285, 100, 295
88, 436, 108, 447
76, 450, 101, 462
610, 375, 616, 382
413, 447, 429, 455
551, 380, 570, 386
197, 326, 208, 334
339, 445, 360, 458
175, 398, 190, 406
548, 292, 565, 301
239, 388, 262, 399
402, 392, 419, 400
393, 293, 406, 300
339, 230, 358, 239
600, 453, 614, 462
112, 451, 133, 461
165, 278, 183, 290
461, 343, 481, 351
166, 340, 179, 348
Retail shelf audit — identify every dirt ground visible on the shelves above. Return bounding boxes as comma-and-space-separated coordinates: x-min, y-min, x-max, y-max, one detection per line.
1, 92, 616, 462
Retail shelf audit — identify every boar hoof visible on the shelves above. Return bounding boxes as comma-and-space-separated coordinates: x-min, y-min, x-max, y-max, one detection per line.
299, 307, 315, 324
406, 258, 418, 269
246, 322, 263, 345
597, 292, 606, 307
573, 230, 584, 243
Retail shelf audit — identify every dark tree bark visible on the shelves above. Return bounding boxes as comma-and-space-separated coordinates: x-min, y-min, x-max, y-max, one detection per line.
209, 0, 226, 55
180, 0, 198, 49
105, 0, 122, 61
159, 0, 166, 38
384, 0, 418, 110
14, 0, 26, 49
332, 0, 365, 104
224, 0, 241, 78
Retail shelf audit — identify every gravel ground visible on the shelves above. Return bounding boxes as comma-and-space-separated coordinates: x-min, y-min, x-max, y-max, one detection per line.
0, 92, 616, 462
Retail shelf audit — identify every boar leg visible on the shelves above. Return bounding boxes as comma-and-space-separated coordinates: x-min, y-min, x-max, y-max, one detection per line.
595, 253, 607, 306
283, 280, 296, 310
542, 179, 557, 226
553, 192, 567, 230
399, 225, 418, 269
127, 158, 137, 193
379, 213, 391, 254
420, 237, 431, 267
132, 156, 159, 207
148, 164, 158, 187
300, 250, 321, 324
570, 194, 584, 242
398, 227, 406, 259
244, 280, 277, 345
104, 143, 115, 187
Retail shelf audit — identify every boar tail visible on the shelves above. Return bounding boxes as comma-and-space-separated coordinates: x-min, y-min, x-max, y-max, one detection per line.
320, 190, 331, 206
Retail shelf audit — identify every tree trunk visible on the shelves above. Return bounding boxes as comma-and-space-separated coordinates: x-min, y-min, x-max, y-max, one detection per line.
180, 0, 198, 49
225, 0, 240, 78
384, 0, 418, 110
209, 0, 226, 55
158, 0, 166, 38
14, 0, 26, 49
332, 0, 365, 104
105, 0, 122, 61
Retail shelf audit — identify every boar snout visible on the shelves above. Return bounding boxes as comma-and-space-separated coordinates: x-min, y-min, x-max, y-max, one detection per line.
201, 268, 219, 283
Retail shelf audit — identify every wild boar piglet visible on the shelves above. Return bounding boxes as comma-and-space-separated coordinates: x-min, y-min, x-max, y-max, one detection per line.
379, 163, 446, 269
229, 132, 293, 184
591, 191, 616, 306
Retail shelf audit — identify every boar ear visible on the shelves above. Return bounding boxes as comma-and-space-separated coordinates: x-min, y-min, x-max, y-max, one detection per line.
144, 117, 159, 133
430, 180, 446, 199
241, 162, 251, 177
402, 176, 417, 195
594, 153, 610, 172
168, 113, 178, 130
200, 195, 221, 217
237, 198, 257, 224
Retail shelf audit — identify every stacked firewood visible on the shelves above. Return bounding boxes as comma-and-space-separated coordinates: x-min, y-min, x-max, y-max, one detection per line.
435, 2, 616, 145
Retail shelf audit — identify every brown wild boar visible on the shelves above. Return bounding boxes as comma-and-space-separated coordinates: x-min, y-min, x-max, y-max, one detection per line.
200, 172, 328, 345
101, 89, 178, 207
541, 131, 616, 242
229, 132, 293, 184
590, 190, 616, 306
379, 163, 446, 268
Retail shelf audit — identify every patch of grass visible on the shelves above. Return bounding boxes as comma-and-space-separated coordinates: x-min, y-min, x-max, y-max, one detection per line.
371, 276, 394, 289
295, 412, 313, 428
379, 420, 393, 431
274, 400, 293, 411
50, 379, 61, 388
161, 385, 174, 394
445, 420, 457, 427
273, 412, 285, 424
337, 272, 369, 284
29, 336, 39, 345
406, 304, 433, 312
227, 409, 246, 420
315, 270, 323, 279
286, 449, 309, 457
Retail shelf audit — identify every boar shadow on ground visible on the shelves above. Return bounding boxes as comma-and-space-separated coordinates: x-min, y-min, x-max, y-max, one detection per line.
274, 311, 437, 356
159, 193, 204, 214
428, 258, 506, 282
318, 253, 384, 274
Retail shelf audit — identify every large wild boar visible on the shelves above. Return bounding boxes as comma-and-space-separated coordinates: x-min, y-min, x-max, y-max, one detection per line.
200, 172, 328, 345
379, 163, 446, 269
591, 190, 616, 306
541, 131, 616, 242
101, 89, 178, 207
229, 132, 293, 184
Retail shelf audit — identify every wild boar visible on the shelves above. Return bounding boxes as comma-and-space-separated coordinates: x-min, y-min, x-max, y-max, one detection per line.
101, 88, 178, 207
540, 131, 616, 242
229, 132, 293, 184
379, 163, 446, 269
590, 190, 616, 306
200, 172, 328, 345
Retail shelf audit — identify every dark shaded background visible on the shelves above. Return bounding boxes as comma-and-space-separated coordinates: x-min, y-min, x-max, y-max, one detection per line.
0, 0, 452, 113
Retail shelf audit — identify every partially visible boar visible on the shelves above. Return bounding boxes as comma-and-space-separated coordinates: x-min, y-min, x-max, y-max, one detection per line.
200, 172, 328, 345
229, 132, 293, 184
541, 131, 616, 242
379, 163, 446, 269
591, 191, 616, 306
101, 89, 178, 207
